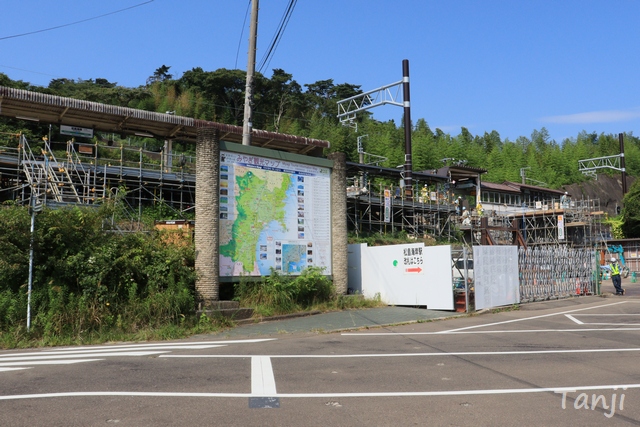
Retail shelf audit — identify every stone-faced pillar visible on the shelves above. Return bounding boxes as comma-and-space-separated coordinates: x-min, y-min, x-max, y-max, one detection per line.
195, 127, 220, 306
327, 152, 348, 295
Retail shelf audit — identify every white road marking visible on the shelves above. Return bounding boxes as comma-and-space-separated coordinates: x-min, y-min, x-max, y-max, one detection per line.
575, 314, 640, 316
0, 338, 277, 374
162, 347, 640, 359
437, 301, 627, 333
0, 345, 225, 358
0, 359, 103, 367
0, 383, 638, 400
0, 351, 169, 362
0, 367, 29, 372
571, 322, 640, 326
565, 314, 583, 324
343, 327, 640, 335
564, 313, 640, 326
40, 338, 275, 353
251, 356, 277, 395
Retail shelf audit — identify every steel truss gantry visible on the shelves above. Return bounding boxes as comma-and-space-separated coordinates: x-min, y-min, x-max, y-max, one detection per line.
578, 154, 623, 178
337, 80, 404, 127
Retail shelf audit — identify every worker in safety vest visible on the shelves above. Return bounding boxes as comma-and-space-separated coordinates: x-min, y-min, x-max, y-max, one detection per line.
609, 257, 625, 295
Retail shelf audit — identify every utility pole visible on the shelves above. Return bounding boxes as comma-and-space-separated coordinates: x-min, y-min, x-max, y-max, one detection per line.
402, 59, 413, 199
242, 0, 259, 146
619, 133, 627, 196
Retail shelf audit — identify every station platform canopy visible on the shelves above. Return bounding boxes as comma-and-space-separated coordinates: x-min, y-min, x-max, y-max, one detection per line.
0, 86, 328, 155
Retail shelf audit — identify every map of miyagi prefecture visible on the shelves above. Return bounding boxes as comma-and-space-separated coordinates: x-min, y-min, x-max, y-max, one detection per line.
220, 166, 291, 275
282, 244, 307, 273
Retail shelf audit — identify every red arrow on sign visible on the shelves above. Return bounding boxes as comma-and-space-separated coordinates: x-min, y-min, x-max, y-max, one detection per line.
406, 267, 422, 273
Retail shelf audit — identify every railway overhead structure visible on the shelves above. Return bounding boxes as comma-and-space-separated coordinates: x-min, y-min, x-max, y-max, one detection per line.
0, 86, 609, 249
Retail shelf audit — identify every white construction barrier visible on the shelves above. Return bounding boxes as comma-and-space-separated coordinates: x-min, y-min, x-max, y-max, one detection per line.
348, 243, 454, 310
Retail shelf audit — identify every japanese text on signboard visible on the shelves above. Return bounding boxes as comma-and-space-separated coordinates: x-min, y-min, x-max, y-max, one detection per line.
403, 247, 423, 266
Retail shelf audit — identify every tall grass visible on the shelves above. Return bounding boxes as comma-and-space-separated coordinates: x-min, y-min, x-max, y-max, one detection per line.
234, 267, 383, 317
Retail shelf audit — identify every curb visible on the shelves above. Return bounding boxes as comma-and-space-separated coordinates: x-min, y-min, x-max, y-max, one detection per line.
234, 310, 323, 326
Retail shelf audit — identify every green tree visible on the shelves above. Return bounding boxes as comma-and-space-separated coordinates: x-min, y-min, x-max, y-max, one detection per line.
622, 179, 640, 237
147, 65, 173, 85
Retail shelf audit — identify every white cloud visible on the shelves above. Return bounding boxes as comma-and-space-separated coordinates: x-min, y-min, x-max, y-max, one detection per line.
541, 108, 640, 124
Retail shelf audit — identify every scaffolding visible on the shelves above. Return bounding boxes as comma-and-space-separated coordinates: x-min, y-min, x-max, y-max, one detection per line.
0, 133, 196, 220
347, 179, 607, 248
346, 179, 458, 240
1, 133, 609, 248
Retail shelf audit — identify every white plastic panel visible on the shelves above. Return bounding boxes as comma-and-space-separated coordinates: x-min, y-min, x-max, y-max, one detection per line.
473, 246, 520, 310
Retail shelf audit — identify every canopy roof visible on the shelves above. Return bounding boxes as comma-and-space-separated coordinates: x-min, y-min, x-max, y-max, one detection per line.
0, 86, 328, 155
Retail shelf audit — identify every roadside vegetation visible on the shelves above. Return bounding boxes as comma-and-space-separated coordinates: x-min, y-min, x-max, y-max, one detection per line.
0, 201, 382, 350
3, 69, 640, 194
234, 267, 382, 318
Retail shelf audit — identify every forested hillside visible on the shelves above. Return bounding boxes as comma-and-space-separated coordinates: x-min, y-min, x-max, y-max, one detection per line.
1, 66, 637, 190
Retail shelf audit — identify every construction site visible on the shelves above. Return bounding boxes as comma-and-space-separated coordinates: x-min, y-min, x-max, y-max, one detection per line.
0, 132, 197, 229
0, 81, 634, 305
0, 130, 612, 250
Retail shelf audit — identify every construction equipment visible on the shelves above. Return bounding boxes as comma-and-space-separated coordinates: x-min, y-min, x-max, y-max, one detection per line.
601, 245, 630, 279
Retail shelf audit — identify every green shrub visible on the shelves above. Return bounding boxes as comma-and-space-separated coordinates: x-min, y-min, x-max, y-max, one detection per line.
0, 204, 199, 348
234, 267, 337, 316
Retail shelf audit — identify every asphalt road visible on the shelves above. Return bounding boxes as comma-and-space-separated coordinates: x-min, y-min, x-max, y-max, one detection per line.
2, 295, 640, 426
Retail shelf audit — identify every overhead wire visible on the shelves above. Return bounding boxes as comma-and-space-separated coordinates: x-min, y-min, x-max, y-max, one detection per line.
0, 1, 155, 41
234, 1, 253, 69
257, 0, 298, 74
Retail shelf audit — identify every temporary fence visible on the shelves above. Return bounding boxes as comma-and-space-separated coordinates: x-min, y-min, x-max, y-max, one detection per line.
518, 246, 597, 302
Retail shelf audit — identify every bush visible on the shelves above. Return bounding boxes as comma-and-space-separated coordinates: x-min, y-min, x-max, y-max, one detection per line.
234, 267, 335, 316
0, 204, 198, 348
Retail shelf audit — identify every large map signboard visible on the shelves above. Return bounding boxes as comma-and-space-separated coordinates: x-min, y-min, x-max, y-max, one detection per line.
219, 151, 332, 277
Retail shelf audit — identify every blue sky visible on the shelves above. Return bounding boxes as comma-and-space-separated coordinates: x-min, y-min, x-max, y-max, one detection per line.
2, 0, 640, 143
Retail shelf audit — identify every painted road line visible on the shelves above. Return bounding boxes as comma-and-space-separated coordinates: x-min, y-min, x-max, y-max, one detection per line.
0, 359, 103, 367
0, 368, 29, 372
0, 345, 226, 358
162, 347, 640, 359
0, 351, 169, 362
0, 383, 639, 400
343, 327, 640, 335
570, 322, 640, 326
437, 301, 628, 334
251, 356, 277, 395
575, 314, 640, 316
39, 338, 276, 352
565, 314, 584, 324
0, 340, 276, 359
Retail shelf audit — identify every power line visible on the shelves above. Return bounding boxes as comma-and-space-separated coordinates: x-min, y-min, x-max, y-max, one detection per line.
258, 0, 296, 73
257, 0, 297, 74
0, 64, 62, 80
0, 1, 155, 41
234, 1, 252, 69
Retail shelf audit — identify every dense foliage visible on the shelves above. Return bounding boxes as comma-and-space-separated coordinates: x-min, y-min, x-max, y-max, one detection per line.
2, 67, 639, 190
622, 179, 640, 238
0, 202, 197, 348
0, 201, 380, 348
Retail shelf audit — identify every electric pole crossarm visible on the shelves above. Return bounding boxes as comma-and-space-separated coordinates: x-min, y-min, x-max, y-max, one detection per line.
578, 155, 622, 173
336, 80, 404, 121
